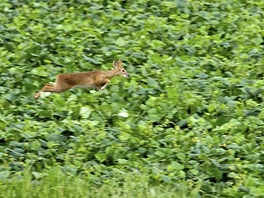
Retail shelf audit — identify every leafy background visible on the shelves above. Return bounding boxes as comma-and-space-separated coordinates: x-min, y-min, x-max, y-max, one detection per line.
0, 0, 264, 197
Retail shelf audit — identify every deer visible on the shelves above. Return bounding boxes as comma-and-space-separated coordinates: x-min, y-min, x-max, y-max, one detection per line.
34, 60, 129, 99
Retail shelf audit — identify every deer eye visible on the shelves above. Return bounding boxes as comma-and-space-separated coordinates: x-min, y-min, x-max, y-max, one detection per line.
122, 69, 125, 72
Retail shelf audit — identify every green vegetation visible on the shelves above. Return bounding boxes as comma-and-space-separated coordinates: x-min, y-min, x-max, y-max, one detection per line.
0, 167, 190, 198
1, 0, 264, 197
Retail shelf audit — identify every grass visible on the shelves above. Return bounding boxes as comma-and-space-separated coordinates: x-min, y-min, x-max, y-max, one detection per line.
0, 167, 199, 198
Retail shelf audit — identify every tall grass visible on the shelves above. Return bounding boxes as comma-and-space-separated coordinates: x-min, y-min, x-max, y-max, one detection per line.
0, 167, 199, 198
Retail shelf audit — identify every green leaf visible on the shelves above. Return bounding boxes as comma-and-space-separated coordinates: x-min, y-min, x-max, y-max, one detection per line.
95, 153, 107, 163
79, 106, 92, 118
170, 161, 184, 171
251, 37, 263, 45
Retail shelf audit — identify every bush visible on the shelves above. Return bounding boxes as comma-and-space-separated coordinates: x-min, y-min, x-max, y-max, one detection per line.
1, 0, 264, 197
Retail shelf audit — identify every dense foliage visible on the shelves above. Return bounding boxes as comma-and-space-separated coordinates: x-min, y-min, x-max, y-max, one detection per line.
0, 0, 264, 197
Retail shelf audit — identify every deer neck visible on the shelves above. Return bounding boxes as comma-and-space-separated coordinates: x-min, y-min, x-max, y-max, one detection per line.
106, 69, 119, 79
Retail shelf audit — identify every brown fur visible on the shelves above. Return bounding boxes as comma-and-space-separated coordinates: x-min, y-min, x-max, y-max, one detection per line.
34, 60, 129, 99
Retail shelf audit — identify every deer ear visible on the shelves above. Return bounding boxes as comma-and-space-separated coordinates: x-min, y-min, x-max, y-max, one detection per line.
117, 60, 122, 68
113, 60, 118, 68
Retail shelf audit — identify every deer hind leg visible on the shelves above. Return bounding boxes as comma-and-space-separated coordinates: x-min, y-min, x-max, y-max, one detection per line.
34, 75, 72, 99
34, 83, 56, 99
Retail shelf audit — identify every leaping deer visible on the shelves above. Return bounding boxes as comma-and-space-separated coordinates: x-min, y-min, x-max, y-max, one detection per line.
34, 60, 129, 99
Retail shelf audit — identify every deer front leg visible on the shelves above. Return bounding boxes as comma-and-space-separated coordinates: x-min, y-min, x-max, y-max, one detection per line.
100, 83, 108, 90
98, 79, 110, 91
